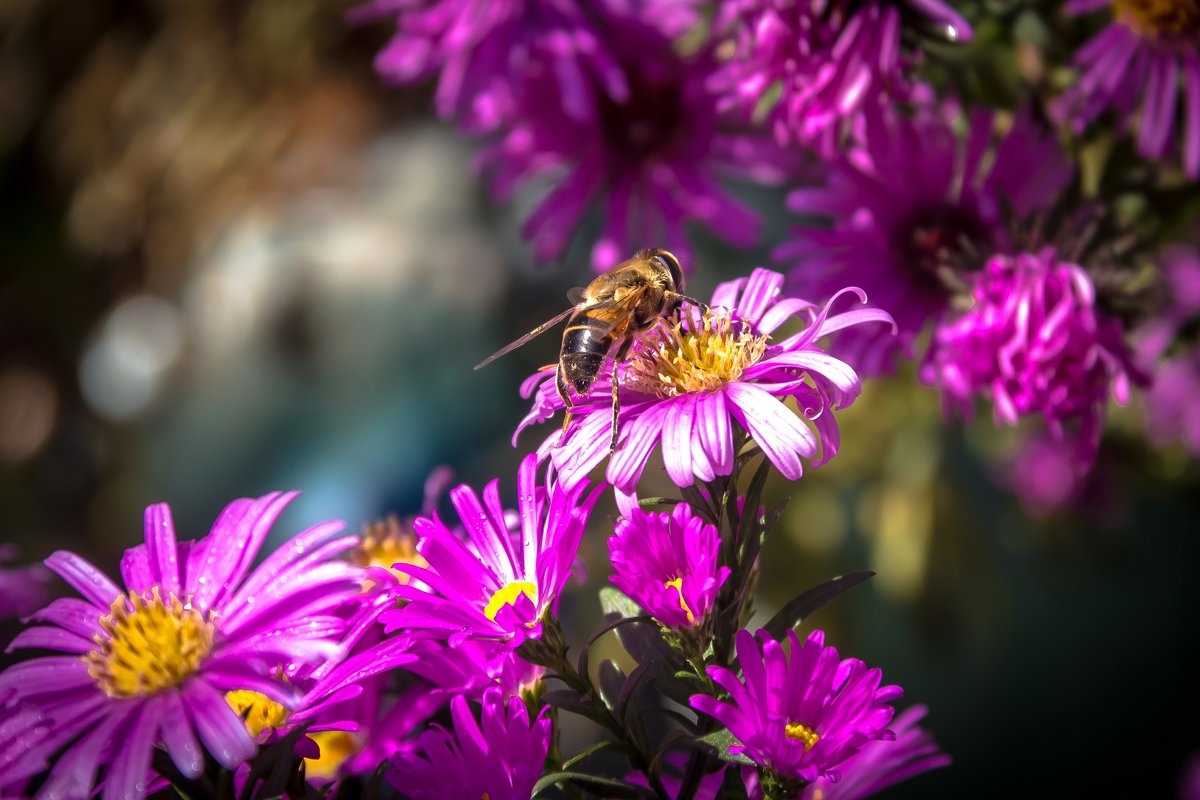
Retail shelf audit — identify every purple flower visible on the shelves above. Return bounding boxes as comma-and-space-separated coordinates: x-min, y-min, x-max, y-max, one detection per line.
777, 106, 1073, 376
1053, 0, 1200, 178
0, 544, 51, 620
1143, 349, 1200, 455
0, 493, 364, 800
480, 23, 791, 270
387, 686, 552, 800
710, 0, 971, 151
516, 268, 894, 492
690, 629, 902, 785
608, 503, 730, 629
919, 248, 1138, 465
352, 0, 649, 133
384, 453, 601, 648
800, 705, 949, 800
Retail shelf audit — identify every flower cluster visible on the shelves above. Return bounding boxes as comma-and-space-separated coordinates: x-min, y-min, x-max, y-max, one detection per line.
920, 248, 1138, 465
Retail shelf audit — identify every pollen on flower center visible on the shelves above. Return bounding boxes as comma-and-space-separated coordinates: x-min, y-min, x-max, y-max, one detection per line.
784, 721, 820, 752
226, 689, 290, 737
305, 730, 359, 780
625, 309, 768, 398
353, 514, 427, 587
1114, 0, 1200, 36
484, 580, 538, 622
83, 588, 213, 699
663, 577, 695, 625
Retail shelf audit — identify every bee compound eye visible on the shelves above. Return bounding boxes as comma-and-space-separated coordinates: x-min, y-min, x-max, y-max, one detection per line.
655, 251, 684, 291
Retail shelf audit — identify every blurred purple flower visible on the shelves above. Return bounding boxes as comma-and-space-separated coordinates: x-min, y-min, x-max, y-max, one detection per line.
0, 494, 364, 800
710, 0, 971, 151
481, 23, 792, 270
517, 268, 893, 492
777, 107, 1073, 375
353, 0, 646, 133
1053, 0, 1200, 177
0, 545, 51, 620
920, 248, 1138, 465
384, 453, 601, 648
690, 629, 902, 785
388, 686, 551, 800
608, 503, 730, 630
1001, 434, 1082, 515
1144, 349, 1200, 455
800, 704, 949, 800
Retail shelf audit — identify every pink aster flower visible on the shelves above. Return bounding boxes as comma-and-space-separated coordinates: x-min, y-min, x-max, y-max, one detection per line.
800, 705, 949, 800
387, 686, 551, 800
690, 629, 902, 786
516, 268, 894, 492
608, 502, 730, 630
352, 0, 648, 134
1143, 349, 1200, 455
0, 493, 364, 800
710, 0, 971, 151
1053, 0, 1200, 178
777, 106, 1074, 375
384, 453, 601, 648
919, 248, 1139, 465
480, 21, 791, 270
0, 544, 51, 620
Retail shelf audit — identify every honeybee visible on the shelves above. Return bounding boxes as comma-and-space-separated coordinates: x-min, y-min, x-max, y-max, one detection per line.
475, 248, 703, 452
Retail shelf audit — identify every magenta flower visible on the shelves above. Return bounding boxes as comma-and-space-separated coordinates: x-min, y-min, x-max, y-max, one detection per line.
1143, 349, 1200, 455
387, 686, 552, 800
919, 248, 1138, 465
352, 0, 643, 133
608, 503, 730, 630
0, 544, 51, 620
0, 493, 364, 800
384, 453, 601, 648
800, 705, 949, 800
480, 23, 791, 270
516, 268, 894, 492
710, 0, 971, 151
1053, 0, 1200, 178
690, 629, 902, 785
777, 106, 1073, 375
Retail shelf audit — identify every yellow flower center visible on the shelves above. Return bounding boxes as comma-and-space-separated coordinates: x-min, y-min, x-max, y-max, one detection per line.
304, 730, 359, 779
663, 577, 695, 625
352, 514, 428, 587
483, 580, 538, 621
83, 589, 213, 699
625, 309, 769, 398
784, 721, 820, 752
226, 690, 290, 737
1114, 0, 1200, 36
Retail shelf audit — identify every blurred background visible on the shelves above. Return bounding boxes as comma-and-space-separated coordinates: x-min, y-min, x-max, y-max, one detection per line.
2, 1, 1198, 798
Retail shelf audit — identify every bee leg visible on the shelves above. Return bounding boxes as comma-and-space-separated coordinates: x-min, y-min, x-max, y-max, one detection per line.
666, 291, 709, 314
556, 365, 575, 446
608, 338, 634, 454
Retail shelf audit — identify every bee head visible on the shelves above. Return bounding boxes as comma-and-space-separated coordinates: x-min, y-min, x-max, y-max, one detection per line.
650, 249, 684, 292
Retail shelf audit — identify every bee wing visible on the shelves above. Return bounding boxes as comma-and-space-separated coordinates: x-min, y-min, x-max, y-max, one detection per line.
566, 286, 586, 305
474, 305, 578, 370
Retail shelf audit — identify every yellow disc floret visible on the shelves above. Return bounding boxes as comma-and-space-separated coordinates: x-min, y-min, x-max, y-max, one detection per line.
784, 721, 820, 752
625, 309, 769, 398
1114, 0, 1200, 37
663, 577, 696, 625
484, 580, 538, 621
352, 514, 428, 588
84, 588, 214, 699
226, 690, 290, 737
304, 730, 360, 780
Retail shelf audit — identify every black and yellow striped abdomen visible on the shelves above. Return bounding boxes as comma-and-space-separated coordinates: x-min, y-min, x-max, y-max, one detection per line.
559, 308, 620, 396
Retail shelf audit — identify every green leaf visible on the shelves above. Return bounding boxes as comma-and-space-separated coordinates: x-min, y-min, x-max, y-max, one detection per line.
762, 571, 875, 641
531, 771, 659, 798
599, 586, 644, 620
638, 496, 681, 507
562, 740, 618, 770
586, 613, 654, 648
695, 729, 756, 766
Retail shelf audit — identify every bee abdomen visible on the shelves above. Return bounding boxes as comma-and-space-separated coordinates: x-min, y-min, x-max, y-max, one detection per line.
561, 317, 614, 396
